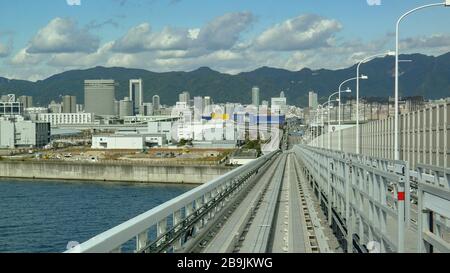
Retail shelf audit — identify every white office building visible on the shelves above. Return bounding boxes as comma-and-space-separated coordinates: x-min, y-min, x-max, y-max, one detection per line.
252, 86, 260, 106
271, 97, 287, 114
38, 113, 95, 126
309, 91, 318, 109
0, 117, 50, 148
148, 121, 173, 142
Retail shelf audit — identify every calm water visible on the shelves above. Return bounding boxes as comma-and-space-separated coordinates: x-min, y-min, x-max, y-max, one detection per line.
0, 179, 195, 253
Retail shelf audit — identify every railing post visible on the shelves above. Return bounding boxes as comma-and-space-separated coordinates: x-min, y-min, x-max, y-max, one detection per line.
136, 231, 148, 253
404, 162, 411, 228
173, 210, 182, 251
195, 197, 204, 233
345, 157, 353, 253
157, 218, 167, 251
395, 163, 406, 253
327, 158, 333, 226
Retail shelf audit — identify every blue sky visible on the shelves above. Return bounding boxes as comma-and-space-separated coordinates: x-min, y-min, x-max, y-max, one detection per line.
1, 0, 450, 80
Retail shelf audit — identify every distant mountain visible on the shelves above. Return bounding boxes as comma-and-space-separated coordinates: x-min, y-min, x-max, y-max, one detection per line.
1, 52, 449, 107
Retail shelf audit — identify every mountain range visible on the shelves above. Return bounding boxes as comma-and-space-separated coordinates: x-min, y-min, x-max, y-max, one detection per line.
1, 52, 449, 107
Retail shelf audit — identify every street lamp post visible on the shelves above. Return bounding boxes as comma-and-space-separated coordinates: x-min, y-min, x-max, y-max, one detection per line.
328, 90, 349, 149
320, 100, 338, 148
338, 77, 362, 151
356, 51, 395, 154
394, 1, 450, 160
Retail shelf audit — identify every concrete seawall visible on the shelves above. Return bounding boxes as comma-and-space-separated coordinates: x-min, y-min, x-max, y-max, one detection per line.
0, 161, 234, 184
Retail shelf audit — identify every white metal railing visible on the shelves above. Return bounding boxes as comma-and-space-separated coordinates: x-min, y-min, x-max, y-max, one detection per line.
417, 164, 450, 253
307, 102, 449, 170
65, 150, 278, 253
294, 145, 409, 253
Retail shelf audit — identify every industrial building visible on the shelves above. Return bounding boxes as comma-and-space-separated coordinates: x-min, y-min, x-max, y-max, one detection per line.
91, 133, 167, 150
148, 121, 173, 141
0, 117, 50, 148
84, 80, 117, 116
37, 113, 95, 126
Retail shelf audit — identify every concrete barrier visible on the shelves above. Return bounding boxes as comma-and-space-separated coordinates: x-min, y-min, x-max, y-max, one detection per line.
0, 161, 234, 184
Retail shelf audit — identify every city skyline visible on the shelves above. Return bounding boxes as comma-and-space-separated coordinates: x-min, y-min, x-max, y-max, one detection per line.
1, 0, 450, 81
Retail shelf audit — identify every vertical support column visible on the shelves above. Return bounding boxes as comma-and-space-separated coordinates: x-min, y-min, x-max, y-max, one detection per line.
204, 192, 212, 224
156, 218, 167, 252
404, 161, 411, 229
194, 197, 203, 233
173, 210, 182, 252
345, 158, 352, 253
444, 103, 448, 168
136, 231, 148, 253
327, 159, 333, 226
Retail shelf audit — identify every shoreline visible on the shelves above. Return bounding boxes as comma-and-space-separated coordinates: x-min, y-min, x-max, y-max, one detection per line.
0, 160, 234, 185
0, 176, 202, 186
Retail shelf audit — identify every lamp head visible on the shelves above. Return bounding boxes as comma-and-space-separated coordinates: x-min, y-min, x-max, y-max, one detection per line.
387, 51, 395, 56
345, 88, 352, 93
360, 74, 368, 80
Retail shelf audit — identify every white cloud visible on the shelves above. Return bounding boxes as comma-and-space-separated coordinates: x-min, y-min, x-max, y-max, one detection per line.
5, 11, 450, 81
66, 0, 81, 6
27, 17, 99, 54
253, 14, 342, 51
48, 42, 114, 67
10, 47, 46, 65
112, 12, 254, 53
112, 23, 191, 52
197, 12, 254, 50
367, 0, 381, 6
188, 28, 200, 40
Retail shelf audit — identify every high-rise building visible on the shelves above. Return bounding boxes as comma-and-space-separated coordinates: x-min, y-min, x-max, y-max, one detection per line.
119, 97, 133, 118
129, 79, 143, 115
271, 97, 287, 114
48, 100, 62, 114
152, 95, 160, 111
62, 95, 76, 113
179, 91, 190, 105
84, 80, 117, 116
252, 86, 260, 106
204, 96, 212, 114
18, 96, 33, 109
140, 103, 154, 116
193, 96, 203, 120
308, 91, 318, 109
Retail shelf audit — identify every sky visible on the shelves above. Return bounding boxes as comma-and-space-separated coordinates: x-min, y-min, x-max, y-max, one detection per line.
0, 0, 450, 81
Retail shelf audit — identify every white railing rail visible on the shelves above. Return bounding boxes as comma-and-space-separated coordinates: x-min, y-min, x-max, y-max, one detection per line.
294, 145, 408, 253
65, 150, 278, 253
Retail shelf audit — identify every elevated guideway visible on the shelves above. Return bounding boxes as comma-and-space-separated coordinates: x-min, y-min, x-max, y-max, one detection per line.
64, 130, 449, 253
